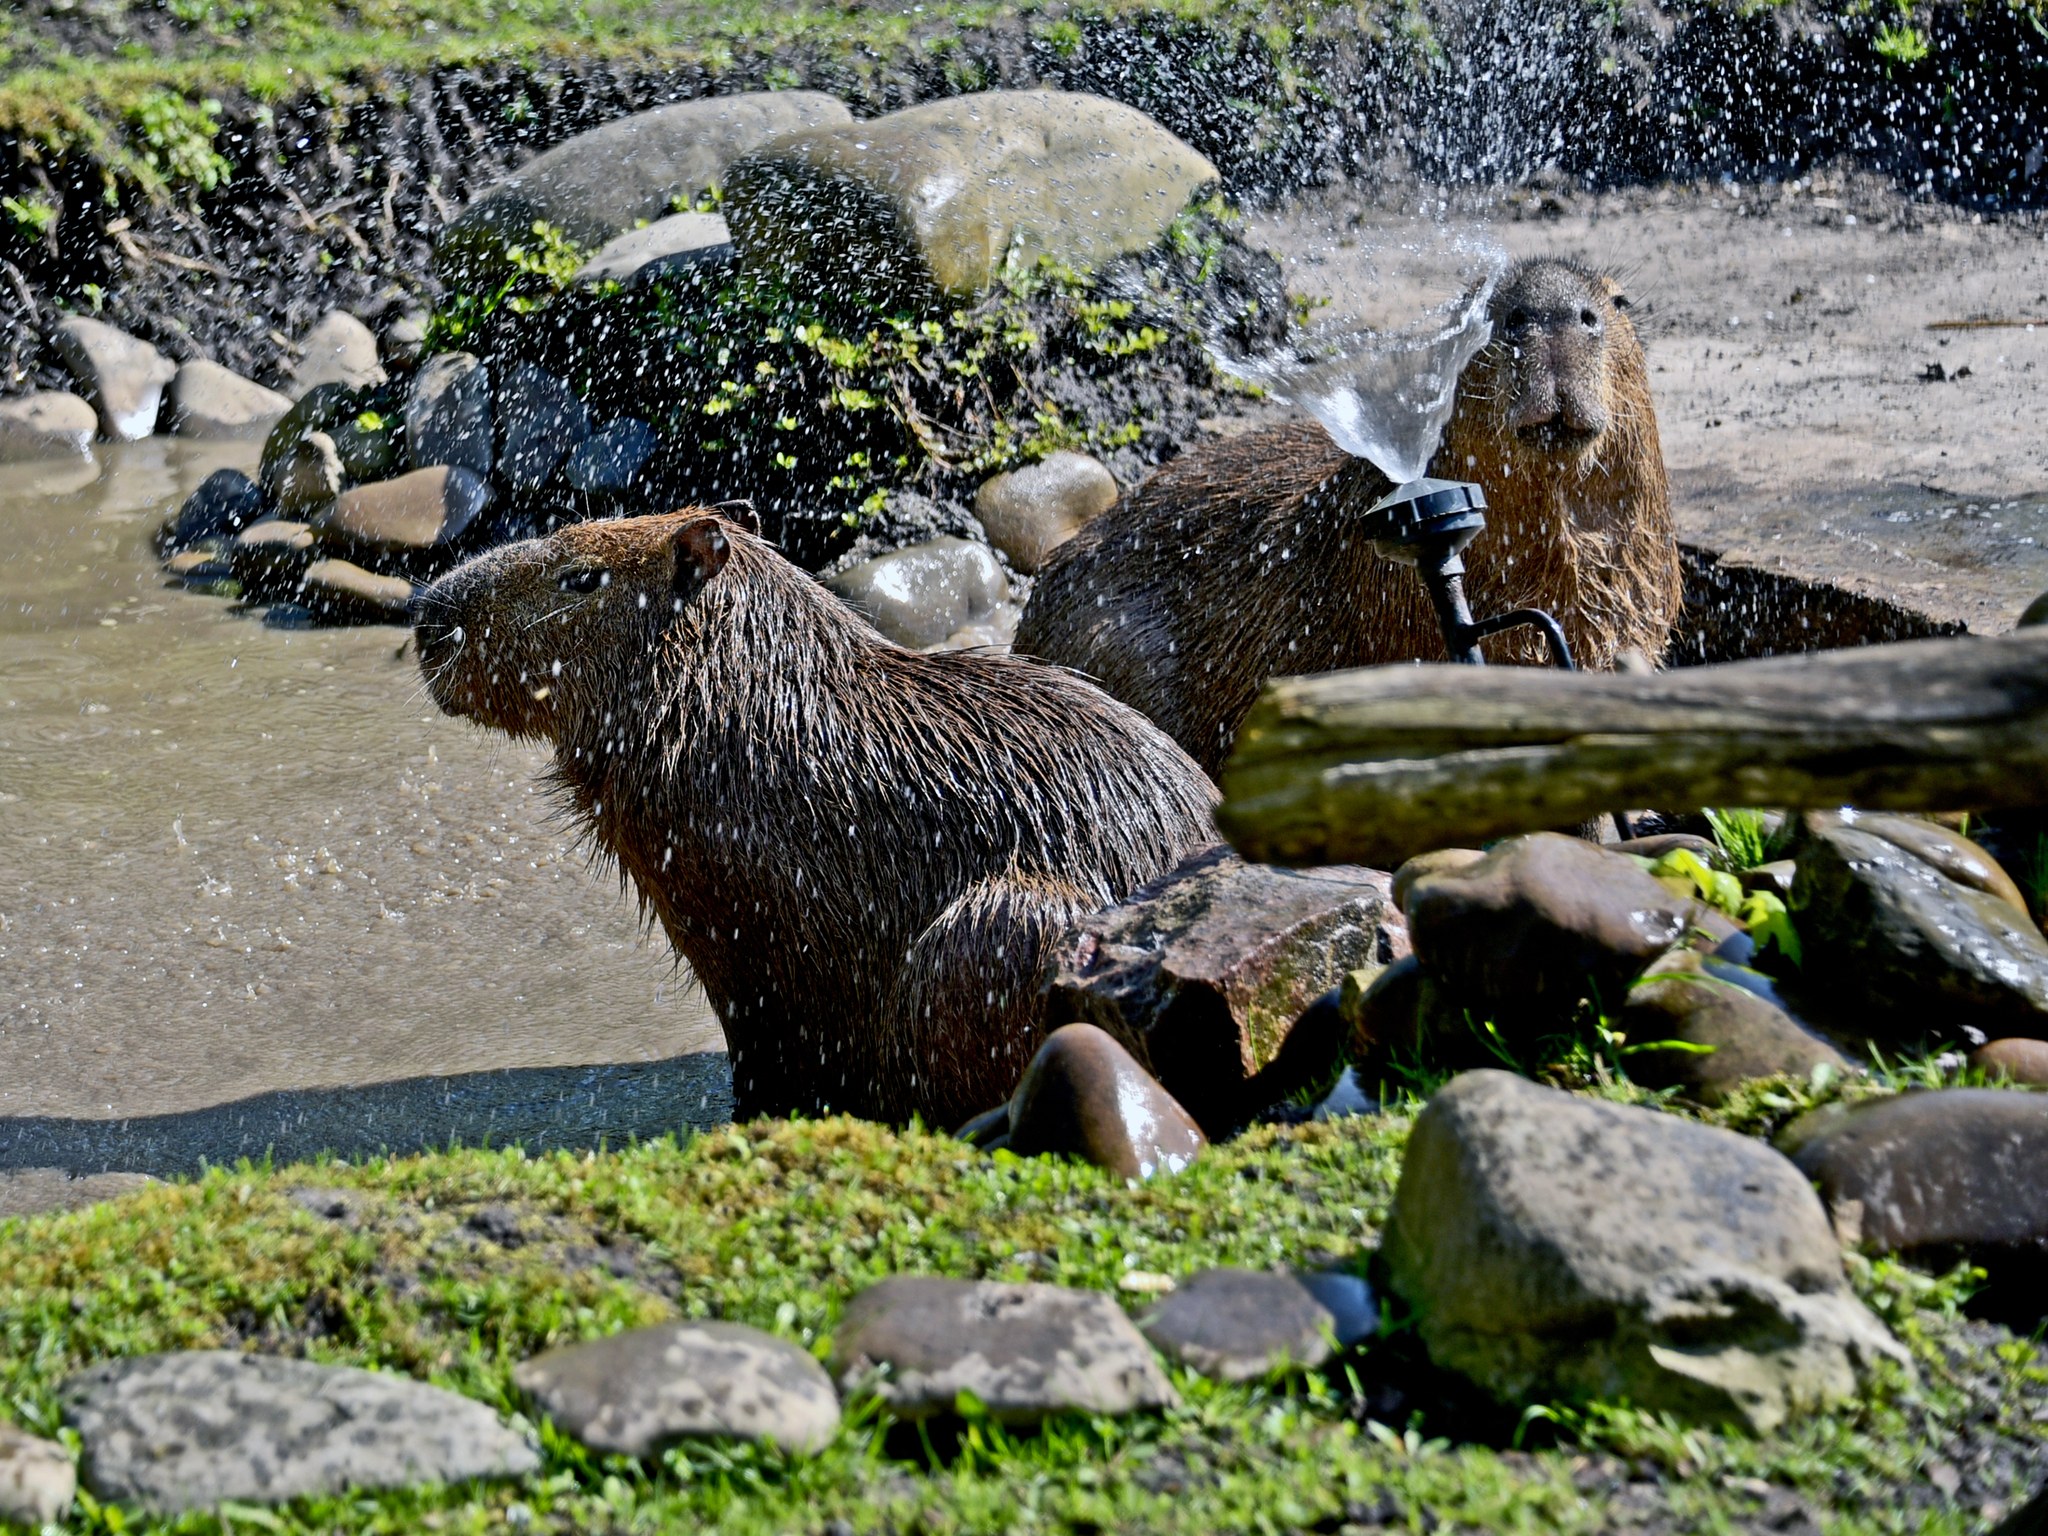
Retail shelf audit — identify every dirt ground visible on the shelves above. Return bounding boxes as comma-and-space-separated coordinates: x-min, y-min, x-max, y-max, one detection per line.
1251, 174, 2048, 635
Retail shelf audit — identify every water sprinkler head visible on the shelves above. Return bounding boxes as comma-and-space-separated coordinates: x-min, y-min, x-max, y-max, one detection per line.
1360, 477, 1489, 568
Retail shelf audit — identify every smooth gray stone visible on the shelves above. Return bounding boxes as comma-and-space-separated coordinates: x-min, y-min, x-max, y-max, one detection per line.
514, 1321, 840, 1456
973, 451, 1118, 573
0, 1421, 75, 1527
1294, 1270, 1378, 1348
289, 311, 386, 398
561, 417, 657, 492
494, 361, 590, 490
1139, 1268, 1334, 1381
0, 389, 97, 460
825, 537, 1008, 649
831, 1277, 1178, 1423
166, 467, 265, 548
166, 359, 292, 440
405, 352, 493, 476
51, 316, 175, 440
61, 1351, 538, 1514
572, 213, 733, 288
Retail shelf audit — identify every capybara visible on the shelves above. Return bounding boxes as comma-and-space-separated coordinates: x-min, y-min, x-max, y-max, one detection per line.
1014, 257, 1680, 775
414, 510, 1218, 1125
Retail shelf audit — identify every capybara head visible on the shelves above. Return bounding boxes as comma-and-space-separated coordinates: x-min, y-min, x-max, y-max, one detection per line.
1469, 257, 1642, 464
415, 507, 757, 744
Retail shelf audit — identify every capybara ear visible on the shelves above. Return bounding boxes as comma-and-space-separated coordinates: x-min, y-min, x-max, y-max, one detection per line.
1600, 274, 1632, 310
673, 517, 732, 601
712, 498, 762, 535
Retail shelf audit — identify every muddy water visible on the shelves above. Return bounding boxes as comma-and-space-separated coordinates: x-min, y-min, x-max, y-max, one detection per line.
0, 440, 728, 1184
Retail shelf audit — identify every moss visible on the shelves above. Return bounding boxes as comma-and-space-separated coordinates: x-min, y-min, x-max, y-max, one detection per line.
0, 1108, 2041, 1534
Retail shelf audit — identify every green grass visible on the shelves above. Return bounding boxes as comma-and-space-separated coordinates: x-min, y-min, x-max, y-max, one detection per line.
0, 1104, 2041, 1535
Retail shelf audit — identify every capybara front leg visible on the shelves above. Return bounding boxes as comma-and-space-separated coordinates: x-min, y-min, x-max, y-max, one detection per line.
881, 872, 1096, 1130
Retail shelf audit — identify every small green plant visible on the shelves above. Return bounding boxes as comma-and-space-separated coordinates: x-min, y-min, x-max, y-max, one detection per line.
1, 194, 56, 241
126, 88, 231, 192
1703, 807, 1776, 868
1874, 20, 1931, 64
1651, 848, 1801, 965
423, 219, 588, 353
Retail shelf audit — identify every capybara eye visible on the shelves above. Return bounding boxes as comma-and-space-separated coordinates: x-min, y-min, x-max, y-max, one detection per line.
1610, 291, 1632, 311
557, 566, 609, 594
1505, 307, 1531, 329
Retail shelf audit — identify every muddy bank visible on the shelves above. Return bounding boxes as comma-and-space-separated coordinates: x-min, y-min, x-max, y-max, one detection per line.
3, 0, 2047, 399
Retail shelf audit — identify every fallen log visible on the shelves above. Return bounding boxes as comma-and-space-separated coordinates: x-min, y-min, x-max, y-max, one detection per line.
1216, 630, 2048, 869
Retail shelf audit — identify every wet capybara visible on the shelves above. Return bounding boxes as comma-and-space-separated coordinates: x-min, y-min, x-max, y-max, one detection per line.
1013, 257, 1681, 776
414, 510, 1218, 1126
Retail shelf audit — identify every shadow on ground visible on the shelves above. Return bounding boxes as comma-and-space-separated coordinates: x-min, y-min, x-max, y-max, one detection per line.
0, 1052, 735, 1196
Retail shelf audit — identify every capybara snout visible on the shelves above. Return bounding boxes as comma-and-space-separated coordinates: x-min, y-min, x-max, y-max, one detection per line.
1495, 261, 1627, 446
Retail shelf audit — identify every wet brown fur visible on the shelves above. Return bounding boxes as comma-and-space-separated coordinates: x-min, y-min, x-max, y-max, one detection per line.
414, 512, 1218, 1125
1013, 258, 1681, 776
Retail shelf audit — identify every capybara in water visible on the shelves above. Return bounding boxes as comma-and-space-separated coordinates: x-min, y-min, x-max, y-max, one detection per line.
1013, 257, 1680, 776
414, 510, 1218, 1125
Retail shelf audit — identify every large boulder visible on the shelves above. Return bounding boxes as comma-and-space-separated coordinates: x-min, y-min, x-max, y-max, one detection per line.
1044, 845, 1405, 1133
1790, 818, 2048, 1040
724, 91, 1219, 308
1404, 833, 1737, 1033
830, 1277, 1177, 1424
0, 389, 97, 460
60, 1351, 538, 1515
50, 316, 175, 440
404, 352, 493, 476
1382, 1071, 1907, 1432
436, 92, 851, 290
494, 361, 591, 490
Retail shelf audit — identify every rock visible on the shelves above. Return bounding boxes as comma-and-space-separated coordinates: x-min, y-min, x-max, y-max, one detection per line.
1974, 1037, 2048, 1086
1293, 1270, 1379, 1347
1390, 849, 1485, 914
572, 212, 734, 288
997, 1023, 1206, 1179
1044, 845, 1406, 1133
2019, 590, 2048, 629
1782, 1089, 2048, 1270
1616, 832, 1732, 870
164, 467, 265, 550
270, 430, 345, 515
928, 600, 1023, 654
825, 538, 1009, 649
1138, 1268, 1335, 1381
1790, 819, 2048, 1040
314, 467, 491, 552
60, 1351, 538, 1515
725, 91, 1219, 307
495, 361, 591, 490
383, 309, 432, 371
261, 383, 395, 497
1405, 833, 1736, 1032
300, 558, 416, 624
437, 93, 851, 289
1618, 949, 1849, 1105
405, 353, 493, 476
1832, 810, 2031, 918
0, 389, 97, 460
562, 417, 658, 493
1340, 954, 1430, 1064
1741, 860, 1798, 898
165, 359, 292, 440
1383, 1071, 1907, 1432
0, 1421, 74, 1527
50, 316, 175, 440
0, 1169, 159, 1221
830, 1277, 1178, 1424
513, 1321, 840, 1457
289, 311, 386, 398
229, 520, 316, 595
973, 451, 1118, 573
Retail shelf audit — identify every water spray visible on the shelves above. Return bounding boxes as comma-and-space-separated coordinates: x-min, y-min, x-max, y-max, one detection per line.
1361, 477, 1574, 669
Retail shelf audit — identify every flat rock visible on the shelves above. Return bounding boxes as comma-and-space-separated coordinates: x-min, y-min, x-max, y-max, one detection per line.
973, 451, 1118, 573
166, 359, 292, 440
0, 389, 97, 460
1406, 833, 1736, 1034
51, 316, 175, 440
405, 352, 493, 476
0, 1168, 159, 1221
1619, 948, 1849, 1105
572, 212, 733, 287
495, 361, 591, 490
725, 91, 1218, 306
1383, 1070, 1907, 1432
826, 538, 1009, 649
1046, 845, 1405, 1133
1790, 820, 2048, 1040
997, 1023, 1205, 1180
562, 417, 658, 493
289, 311, 386, 398
1138, 1268, 1334, 1381
513, 1321, 839, 1457
0, 1421, 75, 1527
229, 520, 316, 596
60, 1351, 538, 1514
1974, 1037, 2048, 1086
314, 466, 491, 551
300, 558, 416, 624
164, 466, 265, 550
437, 93, 850, 289
1782, 1089, 2048, 1265
830, 1277, 1177, 1424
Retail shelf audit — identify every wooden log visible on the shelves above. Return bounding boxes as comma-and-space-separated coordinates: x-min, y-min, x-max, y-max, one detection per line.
1216, 631, 2048, 869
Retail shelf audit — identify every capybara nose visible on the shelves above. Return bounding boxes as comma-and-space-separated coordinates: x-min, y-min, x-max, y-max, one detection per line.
412, 607, 465, 672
